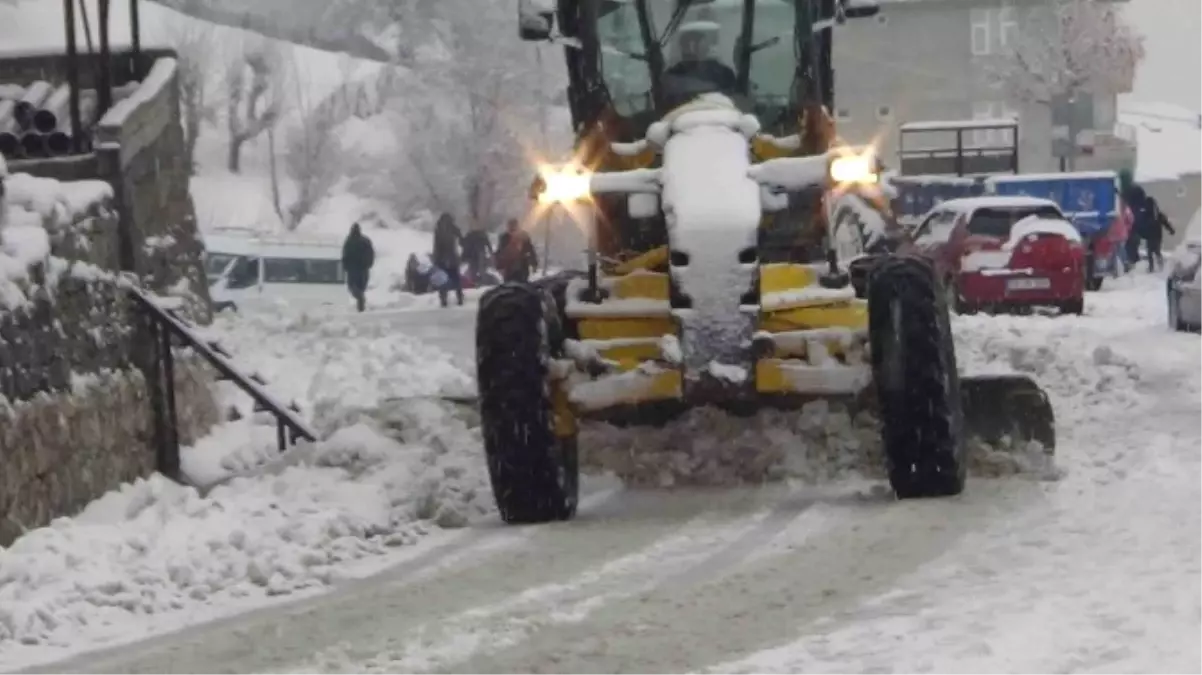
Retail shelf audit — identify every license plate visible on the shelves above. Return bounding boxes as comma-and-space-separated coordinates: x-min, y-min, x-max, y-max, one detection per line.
1006, 277, 1051, 291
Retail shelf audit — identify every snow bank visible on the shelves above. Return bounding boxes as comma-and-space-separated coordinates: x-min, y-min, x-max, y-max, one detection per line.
0, 302, 491, 664
0, 398, 492, 652
580, 278, 1162, 488
197, 302, 474, 428
0, 167, 114, 308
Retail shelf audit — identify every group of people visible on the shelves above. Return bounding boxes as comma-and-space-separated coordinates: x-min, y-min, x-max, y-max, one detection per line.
339, 214, 541, 313
1118, 168, 1177, 273
390, 214, 538, 308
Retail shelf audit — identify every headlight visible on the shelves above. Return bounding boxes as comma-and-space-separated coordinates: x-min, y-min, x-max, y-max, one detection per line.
829, 152, 878, 185
535, 165, 592, 205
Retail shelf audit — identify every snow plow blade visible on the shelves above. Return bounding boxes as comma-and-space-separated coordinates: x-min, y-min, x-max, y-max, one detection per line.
959, 374, 1056, 453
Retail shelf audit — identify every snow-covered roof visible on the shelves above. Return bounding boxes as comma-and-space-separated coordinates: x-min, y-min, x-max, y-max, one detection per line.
988, 171, 1117, 184
934, 195, 1063, 213
1118, 99, 1202, 182
899, 118, 1020, 132
202, 233, 343, 260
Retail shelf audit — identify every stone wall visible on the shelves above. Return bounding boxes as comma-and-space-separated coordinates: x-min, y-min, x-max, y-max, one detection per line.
0, 359, 218, 545
0, 175, 221, 544
0, 49, 222, 545
1, 48, 213, 323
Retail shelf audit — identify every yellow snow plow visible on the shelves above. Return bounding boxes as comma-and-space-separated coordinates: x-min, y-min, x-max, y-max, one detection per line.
475, 0, 1055, 524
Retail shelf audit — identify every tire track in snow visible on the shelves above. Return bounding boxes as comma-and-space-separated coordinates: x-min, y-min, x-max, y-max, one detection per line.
438, 481, 1046, 674
26, 486, 618, 675
35, 485, 790, 674
302, 504, 790, 673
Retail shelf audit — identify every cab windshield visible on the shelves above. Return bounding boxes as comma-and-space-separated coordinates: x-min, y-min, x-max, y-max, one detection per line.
595, 0, 798, 120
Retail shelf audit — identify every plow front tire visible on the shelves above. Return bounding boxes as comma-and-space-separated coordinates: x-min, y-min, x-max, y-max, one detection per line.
476, 283, 579, 524
868, 256, 967, 499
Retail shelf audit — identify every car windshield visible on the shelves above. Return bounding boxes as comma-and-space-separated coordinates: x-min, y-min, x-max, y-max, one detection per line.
596, 0, 798, 118
967, 206, 1063, 239
913, 211, 958, 244
205, 253, 235, 278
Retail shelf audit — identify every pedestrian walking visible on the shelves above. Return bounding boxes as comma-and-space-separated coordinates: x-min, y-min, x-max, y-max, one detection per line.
432, 213, 465, 307
341, 223, 375, 312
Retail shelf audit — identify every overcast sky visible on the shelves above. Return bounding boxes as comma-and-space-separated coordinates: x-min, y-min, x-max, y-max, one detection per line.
1124, 0, 1201, 112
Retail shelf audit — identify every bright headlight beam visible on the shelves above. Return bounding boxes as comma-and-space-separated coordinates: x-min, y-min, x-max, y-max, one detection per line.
829, 153, 878, 185
537, 165, 592, 205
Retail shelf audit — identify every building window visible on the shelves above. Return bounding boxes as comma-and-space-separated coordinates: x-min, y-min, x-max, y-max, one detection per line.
835, 108, 852, 121
877, 105, 893, 120
972, 102, 1019, 147
970, 9, 991, 56
997, 6, 1019, 50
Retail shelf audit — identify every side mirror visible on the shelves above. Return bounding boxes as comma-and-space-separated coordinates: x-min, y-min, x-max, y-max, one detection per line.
840, 0, 880, 20
519, 0, 555, 41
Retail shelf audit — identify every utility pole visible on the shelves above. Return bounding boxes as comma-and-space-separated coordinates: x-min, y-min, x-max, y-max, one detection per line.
536, 43, 553, 273
64, 0, 82, 153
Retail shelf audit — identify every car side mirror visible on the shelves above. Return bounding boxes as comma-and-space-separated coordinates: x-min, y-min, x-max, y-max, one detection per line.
519, 0, 555, 41
840, 0, 880, 21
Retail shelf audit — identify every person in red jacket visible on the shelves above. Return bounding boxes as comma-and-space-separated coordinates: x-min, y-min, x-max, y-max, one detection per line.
495, 218, 539, 283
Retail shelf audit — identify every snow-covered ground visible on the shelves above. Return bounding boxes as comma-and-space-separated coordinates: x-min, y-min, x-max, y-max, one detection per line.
0, 270, 1197, 673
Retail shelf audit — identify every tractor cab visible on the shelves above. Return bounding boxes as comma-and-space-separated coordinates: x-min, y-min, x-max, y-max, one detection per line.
521, 0, 881, 267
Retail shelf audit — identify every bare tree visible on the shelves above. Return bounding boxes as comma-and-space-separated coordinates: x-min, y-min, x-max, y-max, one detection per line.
991, 0, 1144, 167
163, 20, 220, 174
280, 53, 371, 228
380, 0, 560, 231
225, 41, 285, 173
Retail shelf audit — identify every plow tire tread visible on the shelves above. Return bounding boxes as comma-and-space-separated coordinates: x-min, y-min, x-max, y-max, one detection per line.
868, 255, 967, 499
476, 283, 578, 524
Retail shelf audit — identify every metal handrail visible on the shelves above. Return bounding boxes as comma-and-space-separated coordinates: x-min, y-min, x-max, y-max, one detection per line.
128, 288, 317, 481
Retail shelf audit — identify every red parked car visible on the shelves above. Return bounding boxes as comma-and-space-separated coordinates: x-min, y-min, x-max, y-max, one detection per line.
904, 196, 1087, 315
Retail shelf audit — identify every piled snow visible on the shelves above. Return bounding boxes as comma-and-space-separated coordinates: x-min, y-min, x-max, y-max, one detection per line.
580, 276, 1169, 488
0, 168, 113, 308
0, 302, 490, 665
196, 303, 474, 429
0, 399, 491, 651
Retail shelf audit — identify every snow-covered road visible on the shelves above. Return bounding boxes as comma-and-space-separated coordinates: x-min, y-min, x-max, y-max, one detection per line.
4, 274, 1199, 673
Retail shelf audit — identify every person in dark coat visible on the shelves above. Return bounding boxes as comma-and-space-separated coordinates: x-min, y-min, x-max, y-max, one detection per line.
461, 228, 494, 285
404, 253, 430, 294
432, 213, 465, 307
1145, 208, 1176, 272
341, 223, 375, 312
495, 217, 539, 283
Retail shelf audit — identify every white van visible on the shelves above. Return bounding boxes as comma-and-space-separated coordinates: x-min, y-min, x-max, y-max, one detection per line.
204, 233, 349, 312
